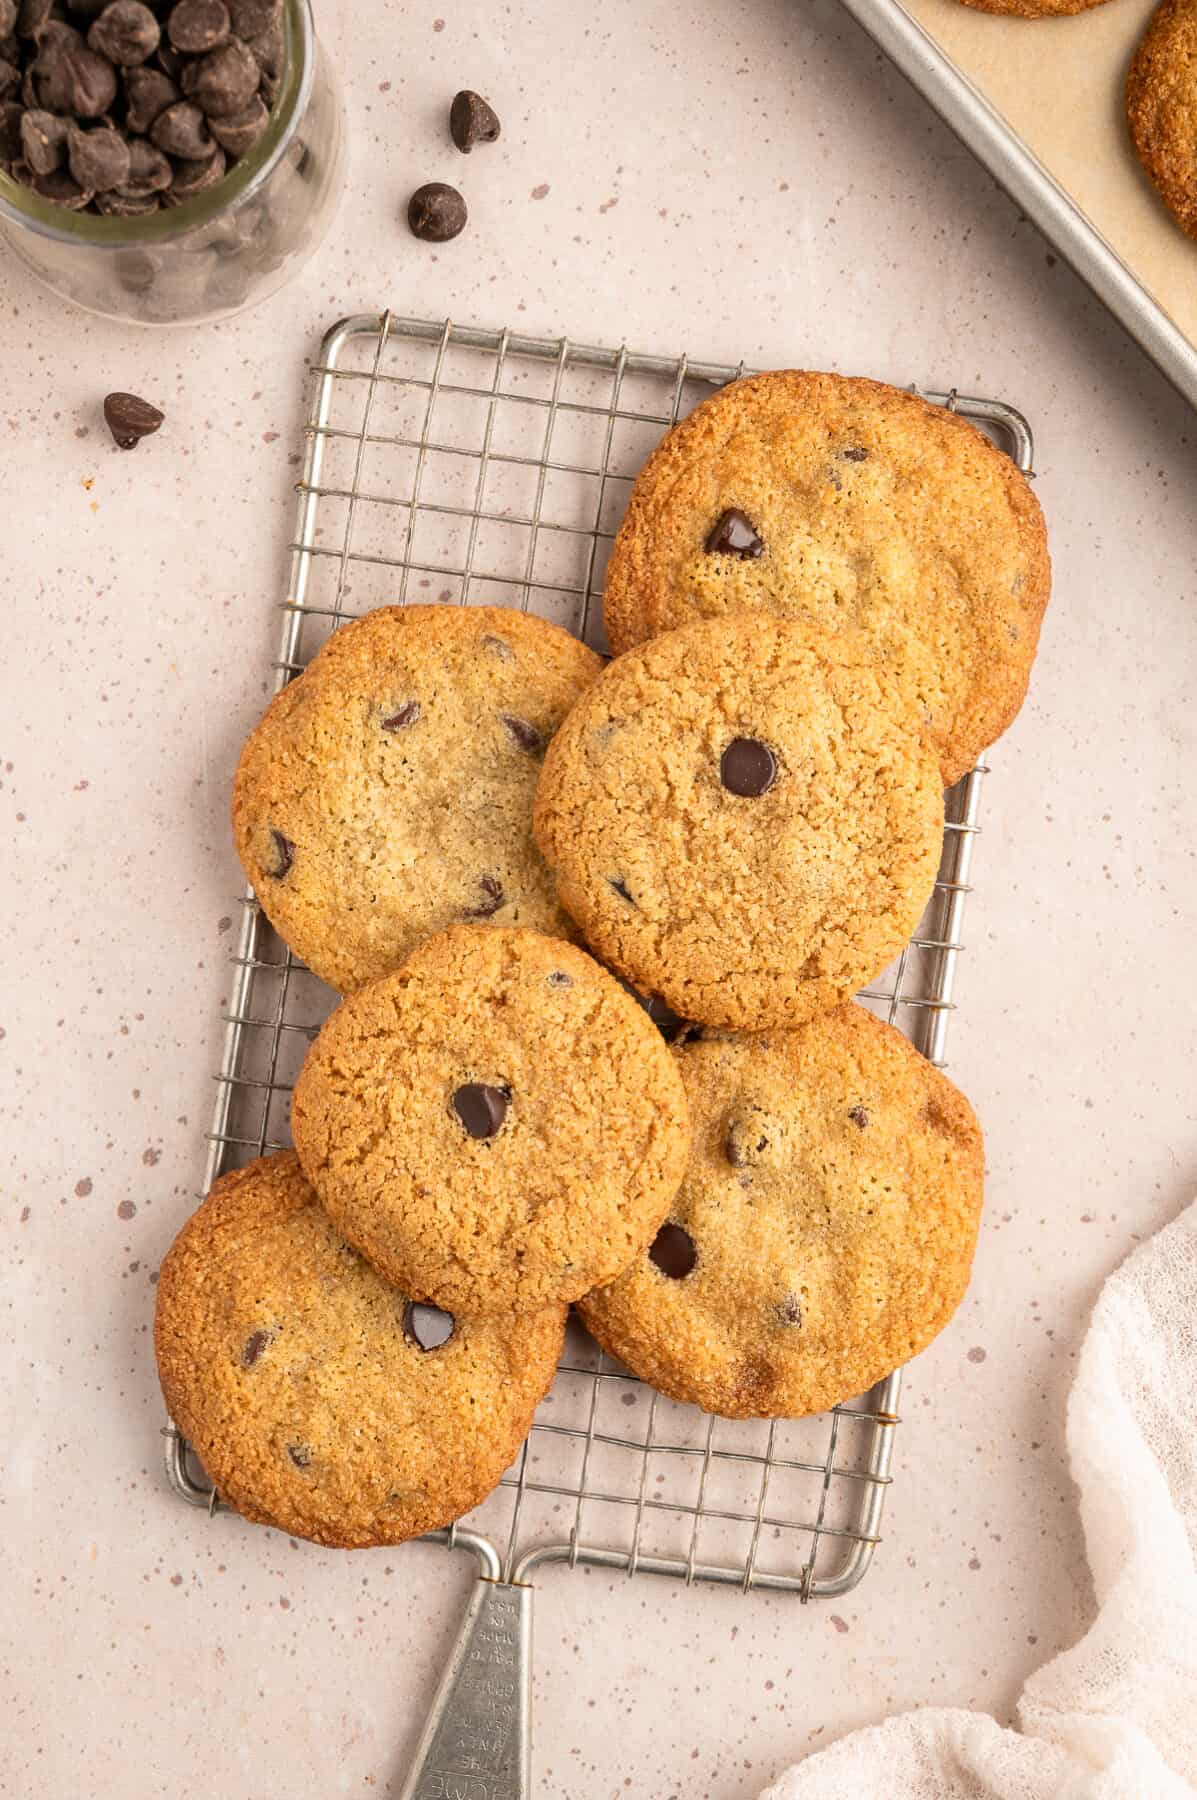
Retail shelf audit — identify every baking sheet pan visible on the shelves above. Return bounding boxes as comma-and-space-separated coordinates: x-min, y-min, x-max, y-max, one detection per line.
839, 0, 1197, 411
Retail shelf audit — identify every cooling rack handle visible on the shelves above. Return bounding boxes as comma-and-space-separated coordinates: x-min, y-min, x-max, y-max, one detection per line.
398, 1575, 533, 1800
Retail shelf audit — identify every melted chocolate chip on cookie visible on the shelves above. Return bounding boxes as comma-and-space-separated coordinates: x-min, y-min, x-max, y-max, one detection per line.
704, 508, 763, 558
452, 1082, 510, 1139
649, 1222, 697, 1279
720, 738, 776, 797
404, 1301, 456, 1351
268, 829, 295, 878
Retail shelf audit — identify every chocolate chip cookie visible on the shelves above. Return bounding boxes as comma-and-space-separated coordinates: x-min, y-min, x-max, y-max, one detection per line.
602, 370, 1050, 787
290, 926, 691, 1314
154, 1152, 565, 1547
232, 604, 603, 992
533, 617, 944, 1032
579, 1006, 984, 1418
1128, 0, 1197, 241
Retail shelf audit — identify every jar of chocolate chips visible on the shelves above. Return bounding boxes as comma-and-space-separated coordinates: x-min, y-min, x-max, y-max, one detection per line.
0, 0, 344, 324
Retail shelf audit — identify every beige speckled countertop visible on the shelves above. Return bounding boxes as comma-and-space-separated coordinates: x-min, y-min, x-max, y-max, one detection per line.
5, 1, 1197, 1795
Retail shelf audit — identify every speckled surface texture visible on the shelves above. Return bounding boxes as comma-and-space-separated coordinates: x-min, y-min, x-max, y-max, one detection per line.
4, 1, 1197, 1794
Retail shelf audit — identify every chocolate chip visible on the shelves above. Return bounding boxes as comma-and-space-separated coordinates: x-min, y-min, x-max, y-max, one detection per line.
97, 190, 159, 214
167, 0, 229, 54
226, 0, 279, 34
613, 974, 687, 1042
241, 1327, 271, 1366
0, 0, 15, 37
452, 1082, 509, 1139
35, 37, 117, 117
103, 390, 163, 449
547, 970, 573, 988
704, 508, 763, 558
449, 88, 500, 152
0, 55, 18, 98
180, 35, 256, 115
848, 1104, 869, 1129
207, 89, 265, 154
242, 14, 281, 78
88, 1, 160, 66
608, 877, 635, 906
31, 165, 92, 205
150, 96, 211, 156
464, 874, 503, 919
155, 37, 181, 76
482, 634, 513, 660
720, 737, 776, 798
501, 714, 543, 754
266, 827, 294, 877
0, 97, 21, 158
167, 139, 225, 196
404, 1301, 455, 1351
123, 63, 178, 132
842, 446, 869, 462
118, 133, 170, 193
380, 699, 419, 732
16, 0, 52, 35
67, 121, 129, 190
19, 105, 67, 173
649, 1222, 697, 1279
777, 1294, 803, 1327
286, 1443, 311, 1469
407, 180, 467, 242
725, 1114, 770, 1168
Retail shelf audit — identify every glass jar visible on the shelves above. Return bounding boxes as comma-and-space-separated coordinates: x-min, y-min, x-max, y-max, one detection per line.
0, 0, 345, 327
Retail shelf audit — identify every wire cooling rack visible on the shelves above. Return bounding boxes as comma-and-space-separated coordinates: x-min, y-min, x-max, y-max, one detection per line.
164, 310, 1033, 1608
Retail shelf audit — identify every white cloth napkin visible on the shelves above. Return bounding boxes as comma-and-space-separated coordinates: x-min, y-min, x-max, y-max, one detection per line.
761, 1201, 1197, 1800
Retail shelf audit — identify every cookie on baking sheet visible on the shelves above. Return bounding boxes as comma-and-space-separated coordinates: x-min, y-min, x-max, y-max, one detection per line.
154, 1152, 565, 1548
533, 617, 944, 1032
231, 604, 603, 993
290, 926, 691, 1315
579, 1006, 985, 1419
955, 0, 1112, 16
602, 369, 1049, 787
1128, 0, 1197, 242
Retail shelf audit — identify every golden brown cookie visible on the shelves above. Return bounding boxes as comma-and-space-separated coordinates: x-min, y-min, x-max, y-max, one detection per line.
602, 370, 1049, 787
579, 1007, 985, 1419
533, 618, 944, 1032
154, 1152, 565, 1547
232, 604, 603, 992
290, 926, 691, 1315
1128, 0, 1197, 241
956, 0, 1112, 15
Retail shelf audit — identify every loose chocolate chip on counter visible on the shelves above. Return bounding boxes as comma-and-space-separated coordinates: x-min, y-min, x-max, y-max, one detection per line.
848, 1104, 869, 1129
207, 89, 265, 154
150, 95, 212, 156
124, 63, 178, 131
720, 737, 776, 798
119, 134, 171, 193
265, 826, 294, 876
33, 166, 93, 205
167, 0, 230, 54
68, 121, 130, 190
649, 1222, 697, 1279
404, 1301, 455, 1352
241, 1327, 272, 1366
381, 698, 420, 732
19, 105, 66, 172
167, 139, 225, 196
0, 98, 22, 158
87, 0, 160, 66
464, 874, 504, 919
35, 36, 119, 117
227, 0, 280, 34
286, 1443, 311, 1469
407, 180, 466, 242
776, 1294, 803, 1327
449, 87, 500, 153
452, 1082, 509, 1140
704, 507, 763, 558
608, 876, 635, 906
500, 714, 543, 754
104, 389, 164, 447
842, 446, 869, 462
181, 35, 257, 115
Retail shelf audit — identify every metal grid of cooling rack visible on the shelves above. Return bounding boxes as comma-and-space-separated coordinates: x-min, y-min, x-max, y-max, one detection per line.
164, 309, 1033, 1603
